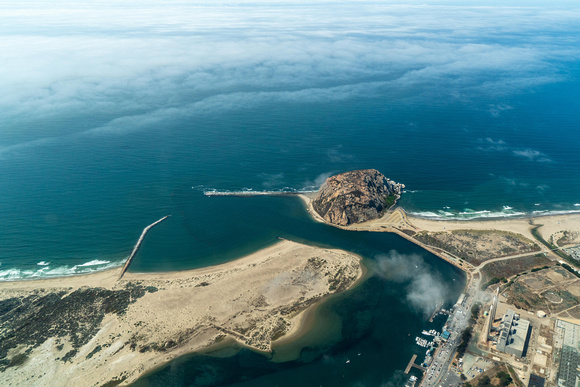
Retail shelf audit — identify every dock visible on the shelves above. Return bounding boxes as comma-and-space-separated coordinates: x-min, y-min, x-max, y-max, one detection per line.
404, 354, 417, 374
405, 354, 427, 374
118, 215, 170, 280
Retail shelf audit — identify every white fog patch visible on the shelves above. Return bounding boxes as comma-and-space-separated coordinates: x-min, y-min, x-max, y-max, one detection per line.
476, 138, 554, 164
326, 145, 354, 163
379, 370, 409, 387
1, 0, 579, 152
512, 148, 553, 163
301, 171, 336, 190
260, 173, 285, 189
373, 251, 452, 318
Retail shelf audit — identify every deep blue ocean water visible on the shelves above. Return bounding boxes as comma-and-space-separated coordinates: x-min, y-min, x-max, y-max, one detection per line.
1, 80, 579, 278
1, 1, 579, 385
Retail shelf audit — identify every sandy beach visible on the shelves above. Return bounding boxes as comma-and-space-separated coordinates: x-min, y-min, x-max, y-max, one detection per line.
300, 193, 580, 245
298, 193, 580, 273
0, 240, 363, 387
406, 213, 580, 247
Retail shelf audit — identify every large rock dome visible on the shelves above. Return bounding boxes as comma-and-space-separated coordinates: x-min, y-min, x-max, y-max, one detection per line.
311, 169, 404, 226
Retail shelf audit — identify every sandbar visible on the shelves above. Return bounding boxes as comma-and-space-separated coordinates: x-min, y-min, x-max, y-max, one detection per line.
0, 240, 363, 386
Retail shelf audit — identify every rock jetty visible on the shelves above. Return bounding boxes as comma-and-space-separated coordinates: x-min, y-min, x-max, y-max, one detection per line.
312, 169, 404, 226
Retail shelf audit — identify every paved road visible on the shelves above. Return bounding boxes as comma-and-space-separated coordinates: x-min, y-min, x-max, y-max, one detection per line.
422, 296, 473, 387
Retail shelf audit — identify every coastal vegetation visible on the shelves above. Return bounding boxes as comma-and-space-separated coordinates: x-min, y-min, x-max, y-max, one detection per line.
502, 266, 580, 316
384, 193, 397, 209
457, 303, 480, 359
480, 254, 553, 283
464, 364, 519, 387
531, 225, 576, 265
481, 277, 505, 291
0, 241, 363, 386
413, 229, 540, 265
0, 285, 154, 370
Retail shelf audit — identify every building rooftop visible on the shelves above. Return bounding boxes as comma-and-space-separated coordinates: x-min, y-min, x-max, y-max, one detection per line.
555, 319, 580, 387
496, 309, 530, 358
528, 373, 545, 387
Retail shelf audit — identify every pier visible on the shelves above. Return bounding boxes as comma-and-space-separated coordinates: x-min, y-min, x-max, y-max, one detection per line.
404, 355, 417, 374
118, 215, 170, 280
405, 354, 427, 374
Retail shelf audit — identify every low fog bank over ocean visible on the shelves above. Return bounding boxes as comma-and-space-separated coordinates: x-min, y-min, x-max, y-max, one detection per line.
1, 0, 577, 385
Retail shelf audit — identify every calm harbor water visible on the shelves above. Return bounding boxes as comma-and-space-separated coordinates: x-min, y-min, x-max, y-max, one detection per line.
132, 199, 465, 386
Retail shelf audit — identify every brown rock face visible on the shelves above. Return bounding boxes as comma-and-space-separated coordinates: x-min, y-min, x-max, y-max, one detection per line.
312, 169, 404, 226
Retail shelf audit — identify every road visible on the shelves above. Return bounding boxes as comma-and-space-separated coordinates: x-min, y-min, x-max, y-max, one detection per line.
421, 293, 473, 387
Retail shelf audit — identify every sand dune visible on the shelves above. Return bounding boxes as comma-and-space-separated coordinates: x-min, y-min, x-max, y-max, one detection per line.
0, 240, 362, 386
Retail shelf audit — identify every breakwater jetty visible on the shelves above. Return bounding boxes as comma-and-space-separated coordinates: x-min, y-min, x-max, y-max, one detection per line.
118, 215, 170, 280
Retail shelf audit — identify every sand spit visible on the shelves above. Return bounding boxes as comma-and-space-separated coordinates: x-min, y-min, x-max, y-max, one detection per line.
0, 240, 362, 387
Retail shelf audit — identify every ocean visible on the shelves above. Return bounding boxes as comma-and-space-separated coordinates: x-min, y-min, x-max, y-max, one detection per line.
1, 83, 579, 279
1, 0, 579, 385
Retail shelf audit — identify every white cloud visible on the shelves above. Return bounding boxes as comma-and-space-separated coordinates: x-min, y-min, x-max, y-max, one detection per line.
512, 148, 553, 163
477, 138, 508, 152
373, 251, 452, 318
260, 173, 285, 189
477, 138, 553, 163
1, 0, 579, 152
489, 104, 514, 117
326, 145, 354, 163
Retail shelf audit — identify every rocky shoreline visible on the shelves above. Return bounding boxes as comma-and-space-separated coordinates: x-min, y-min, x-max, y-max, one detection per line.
312, 169, 404, 226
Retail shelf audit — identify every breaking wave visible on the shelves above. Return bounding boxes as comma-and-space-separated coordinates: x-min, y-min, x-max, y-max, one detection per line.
408, 206, 580, 220
0, 259, 125, 281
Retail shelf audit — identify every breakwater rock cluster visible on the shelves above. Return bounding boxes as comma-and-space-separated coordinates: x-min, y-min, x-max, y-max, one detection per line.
312, 169, 404, 226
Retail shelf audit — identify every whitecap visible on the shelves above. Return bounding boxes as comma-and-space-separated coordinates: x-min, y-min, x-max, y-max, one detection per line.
203, 188, 315, 197
37, 261, 50, 266
0, 259, 125, 281
76, 259, 111, 267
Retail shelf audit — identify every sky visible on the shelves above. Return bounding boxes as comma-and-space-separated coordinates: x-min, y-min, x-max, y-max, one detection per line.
1, 0, 579, 155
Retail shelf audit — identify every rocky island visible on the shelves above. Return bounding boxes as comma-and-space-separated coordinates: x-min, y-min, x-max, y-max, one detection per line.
311, 169, 404, 226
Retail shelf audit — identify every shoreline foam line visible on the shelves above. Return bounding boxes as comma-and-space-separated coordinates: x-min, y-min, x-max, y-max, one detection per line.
203, 190, 315, 197
118, 215, 170, 280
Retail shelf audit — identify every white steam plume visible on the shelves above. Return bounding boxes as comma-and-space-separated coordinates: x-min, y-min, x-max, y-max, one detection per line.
373, 250, 452, 318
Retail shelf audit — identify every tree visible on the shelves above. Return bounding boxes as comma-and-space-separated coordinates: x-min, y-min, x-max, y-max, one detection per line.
477, 375, 491, 387
497, 371, 513, 387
